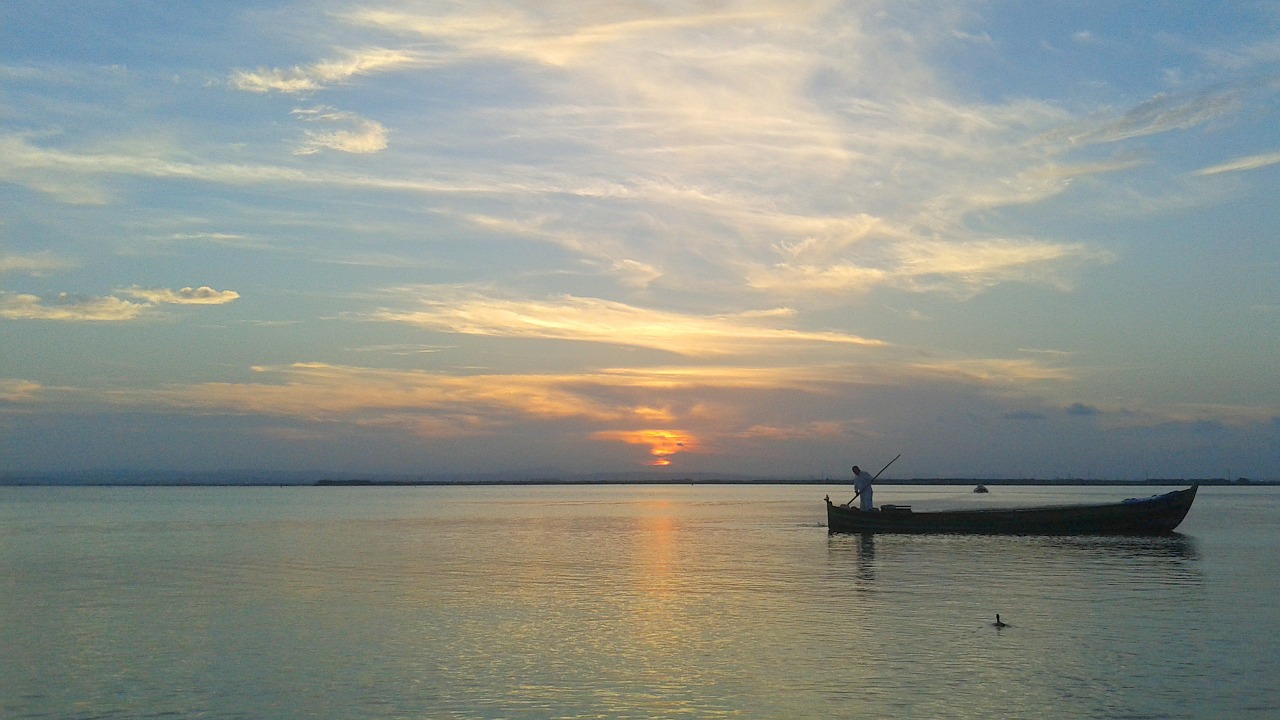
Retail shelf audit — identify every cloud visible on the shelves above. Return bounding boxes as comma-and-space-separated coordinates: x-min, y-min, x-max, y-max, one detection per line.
0, 379, 42, 403
607, 259, 663, 289
111, 357, 1073, 437
0, 9, 1120, 303
125, 362, 789, 448
0, 251, 73, 276
906, 359, 1073, 384
1139, 403, 1277, 428
736, 421, 852, 441
1194, 36, 1280, 71
150, 362, 642, 423
1018, 347, 1075, 356
371, 290, 886, 356
0, 132, 312, 203
119, 286, 241, 305
747, 263, 889, 294
749, 237, 1107, 296
0, 133, 491, 205
892, 238, 1107, 293
3, 7, 1253, 316
292, 106, 389, 155
59, 354, 1083, 473
345, 6, 798, 68
1194, 149, 1280, 176
588, 364, 865, 392
229, 48, 419, 93
0, 286, 238, 321
345, 343, 449, 355
0, 292, 148, 322
1043, 88, 1242, 147
332, 4, 1130, 300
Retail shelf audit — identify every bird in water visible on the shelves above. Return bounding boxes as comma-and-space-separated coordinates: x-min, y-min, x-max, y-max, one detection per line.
993, 614, 1009, 628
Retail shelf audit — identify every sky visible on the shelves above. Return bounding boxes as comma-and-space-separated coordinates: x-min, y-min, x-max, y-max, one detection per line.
2, 1, 1279, 480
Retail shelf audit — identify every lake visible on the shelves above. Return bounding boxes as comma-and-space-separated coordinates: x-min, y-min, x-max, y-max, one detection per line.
1, 484, 1276, 719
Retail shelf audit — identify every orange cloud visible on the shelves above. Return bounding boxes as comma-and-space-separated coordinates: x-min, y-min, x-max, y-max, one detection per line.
150, 362, 633, 423
591, 428, 699, 466
81, 356, 1074, 450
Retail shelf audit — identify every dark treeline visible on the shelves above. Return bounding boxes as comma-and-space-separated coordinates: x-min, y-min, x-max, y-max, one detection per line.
314, 477, 1267, 487
3, 473, 1271, 487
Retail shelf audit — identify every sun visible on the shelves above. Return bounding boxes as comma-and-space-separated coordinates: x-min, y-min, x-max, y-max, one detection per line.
591, 428, 700, 466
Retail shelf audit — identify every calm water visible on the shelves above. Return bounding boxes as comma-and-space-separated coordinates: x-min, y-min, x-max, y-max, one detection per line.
1, 484, 1277, 719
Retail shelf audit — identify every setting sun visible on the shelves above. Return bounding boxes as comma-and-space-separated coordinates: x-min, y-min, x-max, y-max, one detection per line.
591, 429, 699, 466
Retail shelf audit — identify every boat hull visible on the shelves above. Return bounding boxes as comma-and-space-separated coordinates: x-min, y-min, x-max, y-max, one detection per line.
826, 486, 1198, 535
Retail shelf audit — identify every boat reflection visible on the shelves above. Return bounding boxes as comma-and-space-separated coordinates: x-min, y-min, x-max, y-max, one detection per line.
824, 531, 1201, 589
826, 532, 878, 588
1033, 532, 1199, 561
828, 531, 1197, 559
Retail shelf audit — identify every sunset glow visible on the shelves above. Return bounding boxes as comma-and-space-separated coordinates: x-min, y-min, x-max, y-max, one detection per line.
2, 2, 1278, 479
591, 430, 699, 467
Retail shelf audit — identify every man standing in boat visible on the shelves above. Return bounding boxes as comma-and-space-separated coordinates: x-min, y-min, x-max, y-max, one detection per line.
851, 465, 875, 511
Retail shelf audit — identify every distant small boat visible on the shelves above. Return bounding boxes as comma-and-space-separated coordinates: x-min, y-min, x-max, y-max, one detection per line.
973, 484, 989, 493
826, 485, 1198, 534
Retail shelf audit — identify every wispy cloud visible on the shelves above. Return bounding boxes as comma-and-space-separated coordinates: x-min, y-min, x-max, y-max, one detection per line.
0, 379, 43, 403
0, 133, 481, 204
146, 362, 662, 425
0, 292, 149, 322
82, 355, 1076, 466
229, 48, 419, 93
98, 361, 842, 449
0, 251, 73, 276
736, 421, 853, 441
1193, 36, 1280, 71
1194, 149, 1280, 175
891, 238, 1109, 293
345, 5, 797, 68
292, 106, 389, 155
0, 132, 603, 201
344, 343, 450, 355
371, 290, 886, 356
4, 1, 1277, 477
0, 133, 307, 203
0, 285, 239, 321
749, 237, 1108, 296
127, 358, 1074, 422
1043, 88, 1242, 146
906, 358, 1073, 384
336, 2, 1129, 300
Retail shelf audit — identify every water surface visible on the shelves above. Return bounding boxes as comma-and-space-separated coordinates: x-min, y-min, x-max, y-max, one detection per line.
2, 484, 1276, 718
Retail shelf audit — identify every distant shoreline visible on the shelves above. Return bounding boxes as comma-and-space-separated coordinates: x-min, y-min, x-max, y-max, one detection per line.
2, 477, 1273, 487
318, 478, 1271, 487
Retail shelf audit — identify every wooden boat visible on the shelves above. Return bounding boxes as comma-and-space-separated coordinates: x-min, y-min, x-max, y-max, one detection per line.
826, 485, 1198, 534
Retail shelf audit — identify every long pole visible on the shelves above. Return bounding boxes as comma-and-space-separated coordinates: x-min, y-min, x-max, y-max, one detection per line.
849, 454, 901, 506
873, 454, 901, 480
